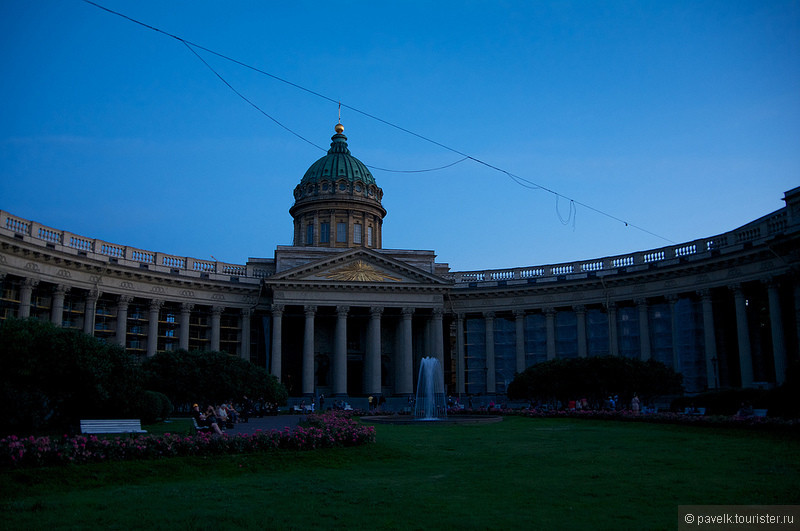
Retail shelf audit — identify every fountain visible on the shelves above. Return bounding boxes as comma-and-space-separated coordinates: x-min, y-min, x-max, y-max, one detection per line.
361, 356, 501, 425
413, 357, 447, 421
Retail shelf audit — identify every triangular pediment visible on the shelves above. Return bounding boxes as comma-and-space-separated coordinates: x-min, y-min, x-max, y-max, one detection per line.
265, 248, 450, 287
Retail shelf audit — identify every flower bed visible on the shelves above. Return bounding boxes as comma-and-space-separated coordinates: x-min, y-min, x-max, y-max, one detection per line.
0, 412, 375, 469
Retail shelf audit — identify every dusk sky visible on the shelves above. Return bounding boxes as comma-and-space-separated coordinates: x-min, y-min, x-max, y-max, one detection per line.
2, 1, 798, 271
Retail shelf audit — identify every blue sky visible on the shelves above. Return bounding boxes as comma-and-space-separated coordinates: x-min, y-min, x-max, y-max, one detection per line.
1, 1, 798, 271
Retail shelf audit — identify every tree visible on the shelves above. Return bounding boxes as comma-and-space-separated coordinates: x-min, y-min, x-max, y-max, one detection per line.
0, 318, 143, 434
506, 356, 683, 406
142, 349, 287, 409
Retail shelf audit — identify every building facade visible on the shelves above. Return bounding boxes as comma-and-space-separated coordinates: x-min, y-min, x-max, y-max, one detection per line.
1, 124, 798, 399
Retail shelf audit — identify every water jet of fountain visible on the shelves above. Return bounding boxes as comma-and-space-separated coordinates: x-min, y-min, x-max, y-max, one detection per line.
413, 357, 447, 421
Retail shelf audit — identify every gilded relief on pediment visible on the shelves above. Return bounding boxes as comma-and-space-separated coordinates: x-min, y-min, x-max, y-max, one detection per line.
323, 260, 401, 282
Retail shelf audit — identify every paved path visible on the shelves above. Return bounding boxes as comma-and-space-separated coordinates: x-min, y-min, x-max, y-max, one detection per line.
223, 414, 305, 436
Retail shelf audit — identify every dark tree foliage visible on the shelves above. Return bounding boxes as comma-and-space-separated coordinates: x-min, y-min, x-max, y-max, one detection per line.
0, 318, 143, 434
506, 356, 683, 406
142, 349, 287, 409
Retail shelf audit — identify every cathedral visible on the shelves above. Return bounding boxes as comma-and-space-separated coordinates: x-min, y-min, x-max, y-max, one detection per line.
1, 124, 798, 403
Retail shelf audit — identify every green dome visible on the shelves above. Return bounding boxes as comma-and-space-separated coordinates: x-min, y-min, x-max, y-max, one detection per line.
300, 127, 376, 187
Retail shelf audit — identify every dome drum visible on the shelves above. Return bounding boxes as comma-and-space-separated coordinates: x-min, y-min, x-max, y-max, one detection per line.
290, 125, 386, 249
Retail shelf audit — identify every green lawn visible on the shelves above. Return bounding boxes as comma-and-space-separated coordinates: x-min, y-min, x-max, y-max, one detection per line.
2, 417, 798, 530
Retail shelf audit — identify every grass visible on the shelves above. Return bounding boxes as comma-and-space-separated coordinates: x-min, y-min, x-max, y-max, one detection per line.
1, 416, 798, 530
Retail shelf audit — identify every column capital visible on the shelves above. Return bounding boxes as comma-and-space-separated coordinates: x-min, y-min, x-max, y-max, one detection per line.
728, 283, 743, 294
150, 299, 163, 312
401, 307, 414, 318
211, 305, 224, 316
761, 276, 781, 289
370, 306, 384, 318
304, 305, 317, 316
544, 307, 556, 317
336, 305, 349, 317
181, 302, 194, 313
634, 298, 648, 307
241, 307, 252, 318
513, 309, 526, 319
573, 304, 586, 314
665, 294, 679, 304
697, 289, 712, 301
432, 307, 444, 318
271, 304, 285, 314
53, 284, 69, 296
22, 278, 39, 289
117, 294, 133, 307
483, 310, 495, 319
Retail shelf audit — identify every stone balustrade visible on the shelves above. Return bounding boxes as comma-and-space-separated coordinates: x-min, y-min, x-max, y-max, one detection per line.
0, 210, 258, 284
0, 205, 793, 287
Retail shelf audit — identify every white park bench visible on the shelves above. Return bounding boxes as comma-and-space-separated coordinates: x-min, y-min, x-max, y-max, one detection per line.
80, 419, 147, 434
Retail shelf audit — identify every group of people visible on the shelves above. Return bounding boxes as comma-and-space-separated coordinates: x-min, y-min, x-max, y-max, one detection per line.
191, 400, 241, 435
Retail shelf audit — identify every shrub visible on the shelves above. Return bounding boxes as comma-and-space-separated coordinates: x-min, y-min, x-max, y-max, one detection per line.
507, 356, 683, 406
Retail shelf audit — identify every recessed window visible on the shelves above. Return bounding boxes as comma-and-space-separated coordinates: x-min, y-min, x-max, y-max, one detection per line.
306, 225, 314, 245
367, 226, 374, 247
336, 222, 347, 243
354, 223, 362, 244
320, 222, 330, 243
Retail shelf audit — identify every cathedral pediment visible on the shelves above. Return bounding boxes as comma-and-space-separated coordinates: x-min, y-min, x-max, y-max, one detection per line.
264, 248, 451, 287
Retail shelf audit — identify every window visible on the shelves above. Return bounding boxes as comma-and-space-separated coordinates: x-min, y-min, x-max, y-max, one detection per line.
320, 222, 330, 243
336, 222, 347, 243
367, 226, 373, 247
353, 223, 362, 244
306, 224, 314, 245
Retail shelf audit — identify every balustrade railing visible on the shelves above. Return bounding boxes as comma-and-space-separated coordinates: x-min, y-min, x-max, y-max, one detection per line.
1, 196, 795, 286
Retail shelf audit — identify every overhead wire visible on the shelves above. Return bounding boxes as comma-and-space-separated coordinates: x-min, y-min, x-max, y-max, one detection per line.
82, 0, 675, 244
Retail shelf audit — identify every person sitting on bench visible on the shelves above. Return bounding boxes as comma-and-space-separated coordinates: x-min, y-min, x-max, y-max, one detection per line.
192, 403, 223, 435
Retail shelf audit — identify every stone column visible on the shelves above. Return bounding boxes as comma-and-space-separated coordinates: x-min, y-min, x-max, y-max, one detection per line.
397, 307, 414, 396
210, 306, 223, 352
115, 295, 132, 347
608, 302, 619, 357
431, 308, 444, 368
636, 298, 651, 361
271, 304, 284, 381
484, 311, 496, 394
147, 299, 162, 357
50, 285, 68, 326
514, 310, 526, 373
333, 305, 349, 396
347, 210, 354, 246
699, 290, 718, 389
83, 289, 98, 335
574, 305, 587, 358
303, 305, 317, 396
765, 280, 788, 385
18, 278, 37, 318
545, 308, 556, 361
455, 313, 466, 395
240, 308, 251, 361
328, 210, 336, 247
365, 306, 383, 396
731, 285, 754, 388
179, 303, 193, 351
667, 295, 681, 372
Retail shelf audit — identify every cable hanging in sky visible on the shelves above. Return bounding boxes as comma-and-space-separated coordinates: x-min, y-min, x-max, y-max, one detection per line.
82, 0, 675, 244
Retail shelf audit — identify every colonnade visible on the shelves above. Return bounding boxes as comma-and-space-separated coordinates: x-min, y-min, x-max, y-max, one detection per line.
269, 303, 445, 397
6, 275, 252, 360
453, 282, 791, 394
